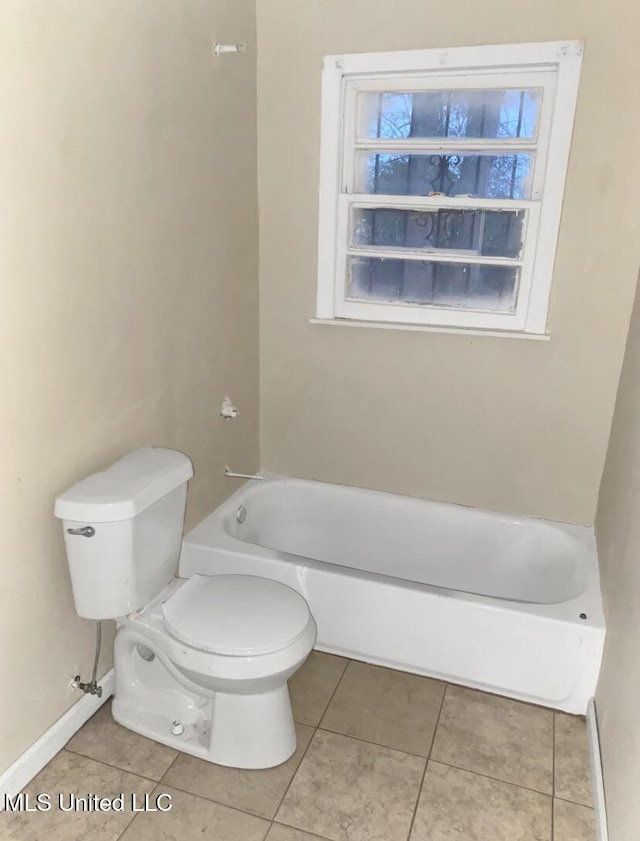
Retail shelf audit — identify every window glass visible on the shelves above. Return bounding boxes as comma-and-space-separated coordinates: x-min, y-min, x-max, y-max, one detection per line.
351, 207, 525, 259
348, 257, 519, 312
355, 152, 534, 200
357, 89, 541, 141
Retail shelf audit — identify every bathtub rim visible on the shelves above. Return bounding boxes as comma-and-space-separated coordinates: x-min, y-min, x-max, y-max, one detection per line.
182, 473, 605, 630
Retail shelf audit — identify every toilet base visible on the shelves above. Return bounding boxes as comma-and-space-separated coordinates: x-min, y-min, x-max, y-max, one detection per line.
112, 684, 297, 769
112, 625, 299, 769
209, 685, 296, 768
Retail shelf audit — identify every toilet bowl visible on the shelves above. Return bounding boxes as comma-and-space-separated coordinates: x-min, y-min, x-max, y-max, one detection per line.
55, 448, 316, 769
114, 575, 316, 768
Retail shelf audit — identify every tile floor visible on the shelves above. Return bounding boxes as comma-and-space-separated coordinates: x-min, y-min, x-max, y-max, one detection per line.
0, 653, 596, 841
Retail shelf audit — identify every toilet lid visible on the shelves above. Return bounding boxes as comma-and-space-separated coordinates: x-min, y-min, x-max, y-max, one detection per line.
161, 574, 311, 656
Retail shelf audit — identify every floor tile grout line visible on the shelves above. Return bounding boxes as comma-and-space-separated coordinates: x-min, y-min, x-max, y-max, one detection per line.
301, 718, 561, 804
445, 681, 562, 715
63, 725, 322, 824
309, 679, 558, 798
124, 775, 278, 825
271, 722, 320, 821
429, 757, 555, 798
315, 656, 445, 758
63, 737, 587, 829
552, 714, 595, 809
553, 795, 596, 810
404, 681, 449, 841
315, 724, 432, 760
272, 817, 337, 840
270, 657, 352, 825
62, 746, 174, 786
61, 727, 275, 836
112, 807, 142, 841
312, 723, 431, 760
159, 751, 181, 781
427, 682, 449, 761
270, 726, 318, 823
157, 720, 323, 821
315, 656, 351, 731
307, 681, 448, 761
143, 778, 274, 821
109, 766, 179, 841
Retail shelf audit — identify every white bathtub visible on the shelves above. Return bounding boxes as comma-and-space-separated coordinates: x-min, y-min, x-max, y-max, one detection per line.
180, 476, 605, 714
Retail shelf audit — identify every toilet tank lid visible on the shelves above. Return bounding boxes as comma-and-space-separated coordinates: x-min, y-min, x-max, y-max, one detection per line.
54, 447, 193, 523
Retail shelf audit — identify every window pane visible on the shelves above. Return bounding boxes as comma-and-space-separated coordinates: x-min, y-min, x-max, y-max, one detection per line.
348, 257, 518, 312
357, 89, 541, 140
355, 151, 533, 199
351, 208, 524, 259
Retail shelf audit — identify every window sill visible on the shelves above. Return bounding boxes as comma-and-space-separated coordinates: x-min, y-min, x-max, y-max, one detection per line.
309, 318, 551, 340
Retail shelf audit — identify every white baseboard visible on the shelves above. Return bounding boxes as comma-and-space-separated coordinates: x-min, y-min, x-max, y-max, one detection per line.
587, 697, 608, 841
0, 669, 113, 804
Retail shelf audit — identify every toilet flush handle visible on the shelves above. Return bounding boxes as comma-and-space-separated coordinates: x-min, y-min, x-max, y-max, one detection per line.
66, 526, 96, 538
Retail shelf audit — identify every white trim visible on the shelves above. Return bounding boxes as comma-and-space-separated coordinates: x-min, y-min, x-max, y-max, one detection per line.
349, 68, 553, 97
330, 40, 583, 76
335, 293, 526, 330
347, 246, 523, 267
309, 317, 551, 340
353, 139, 538, 152
587, 697, 609, 841
0, 670, 113, 804
523, 43, 582, 332
316, 56, 345, 319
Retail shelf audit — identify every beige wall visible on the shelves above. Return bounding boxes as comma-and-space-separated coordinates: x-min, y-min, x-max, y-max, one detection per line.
0, 1, 258, 775
595, 276, 640, 841
257, 0, 640, 524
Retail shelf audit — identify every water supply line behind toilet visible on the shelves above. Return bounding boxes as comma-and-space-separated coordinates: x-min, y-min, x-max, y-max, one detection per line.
73, 621, 103, 697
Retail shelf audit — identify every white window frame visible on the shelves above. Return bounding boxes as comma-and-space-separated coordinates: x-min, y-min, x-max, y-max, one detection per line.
315, 41, 583, 335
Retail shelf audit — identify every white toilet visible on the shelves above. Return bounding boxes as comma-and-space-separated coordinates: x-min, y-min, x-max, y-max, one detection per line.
55, 447, 316, 769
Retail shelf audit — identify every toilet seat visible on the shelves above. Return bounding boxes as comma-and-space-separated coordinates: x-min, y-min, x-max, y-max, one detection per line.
162, 574, 311, 656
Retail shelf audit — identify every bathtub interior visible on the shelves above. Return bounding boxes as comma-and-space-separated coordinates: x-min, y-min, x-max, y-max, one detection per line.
217, 477, 592, 605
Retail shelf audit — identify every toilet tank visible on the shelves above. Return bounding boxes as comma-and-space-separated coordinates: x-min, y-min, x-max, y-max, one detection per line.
54, 448, 193, 619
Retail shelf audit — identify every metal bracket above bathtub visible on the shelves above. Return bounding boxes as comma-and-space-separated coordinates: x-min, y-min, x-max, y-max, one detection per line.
224, 466, 263, 481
